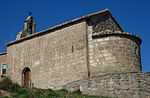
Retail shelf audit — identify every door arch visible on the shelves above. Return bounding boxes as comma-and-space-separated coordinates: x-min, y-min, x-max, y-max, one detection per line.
22, 67, 31, 87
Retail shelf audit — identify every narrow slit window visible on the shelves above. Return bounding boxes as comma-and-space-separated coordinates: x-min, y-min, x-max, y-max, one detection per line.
72, 46, 74, 53
135, 46, 139, 56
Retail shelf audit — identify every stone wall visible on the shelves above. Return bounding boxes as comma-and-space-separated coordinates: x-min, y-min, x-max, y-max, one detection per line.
64, 72, 150, 98
7, 21, 88, 89
87, 14, 142, 76
88, 12, 122, 33
90, 33, 141, 76
0, 53, 7, 77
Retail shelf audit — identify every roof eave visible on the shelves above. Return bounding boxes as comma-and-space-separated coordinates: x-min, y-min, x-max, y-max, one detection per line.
6, 9, 115, 46
0, 52, 7, 55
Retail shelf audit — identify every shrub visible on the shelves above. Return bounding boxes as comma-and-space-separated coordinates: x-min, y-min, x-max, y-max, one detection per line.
0, 77, 20, 92
73, 89, 82, 94
0, 97, 9, 98
57, 89, 68, 92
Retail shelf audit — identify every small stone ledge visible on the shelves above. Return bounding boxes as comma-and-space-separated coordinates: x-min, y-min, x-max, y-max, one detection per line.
63, 72, 150, 98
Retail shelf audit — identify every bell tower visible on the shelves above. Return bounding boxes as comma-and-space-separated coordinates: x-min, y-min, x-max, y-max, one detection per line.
24, 12, 36, 34
16, 12, 36, 40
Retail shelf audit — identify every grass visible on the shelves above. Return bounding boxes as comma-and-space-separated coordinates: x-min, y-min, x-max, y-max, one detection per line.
0, 77, 112, 98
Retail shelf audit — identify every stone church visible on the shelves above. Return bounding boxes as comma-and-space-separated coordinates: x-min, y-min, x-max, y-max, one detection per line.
0, 9, 149, 97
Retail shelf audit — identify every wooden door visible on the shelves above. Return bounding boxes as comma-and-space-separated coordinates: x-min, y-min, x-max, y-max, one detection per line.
24, 71, 30, 87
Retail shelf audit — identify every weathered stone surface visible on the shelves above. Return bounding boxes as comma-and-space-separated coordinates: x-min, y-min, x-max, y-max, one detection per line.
64, 72, 150, 98
7, 21, 88, 89
88, 12, 122, 33
87, 18, 141, 76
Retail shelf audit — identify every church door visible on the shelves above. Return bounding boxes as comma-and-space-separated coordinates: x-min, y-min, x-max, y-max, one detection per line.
22, 67, 31, 88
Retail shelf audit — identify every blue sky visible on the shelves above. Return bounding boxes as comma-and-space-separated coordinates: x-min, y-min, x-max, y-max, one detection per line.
0, 0, 150, 72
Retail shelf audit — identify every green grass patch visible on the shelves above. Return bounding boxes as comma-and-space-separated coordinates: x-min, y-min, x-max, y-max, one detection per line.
0, 78, 113, 98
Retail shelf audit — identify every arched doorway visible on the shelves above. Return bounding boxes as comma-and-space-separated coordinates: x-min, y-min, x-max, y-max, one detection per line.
22, 67, 31, 88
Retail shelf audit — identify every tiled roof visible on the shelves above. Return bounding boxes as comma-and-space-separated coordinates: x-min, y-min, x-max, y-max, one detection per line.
6, 9, 115, 46
92, 30, 142, 44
